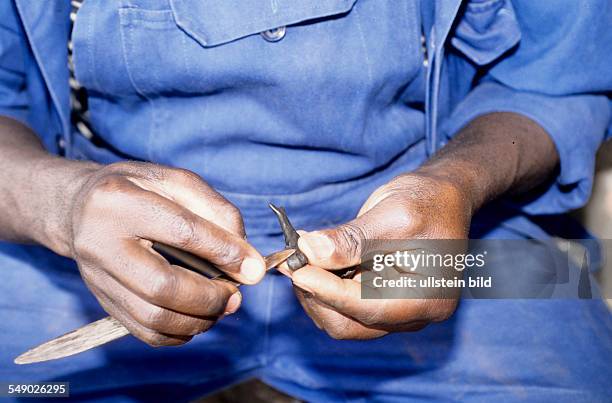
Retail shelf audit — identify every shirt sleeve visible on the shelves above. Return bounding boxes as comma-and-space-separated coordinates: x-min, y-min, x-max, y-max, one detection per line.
0, 0, 32, 128
441, 0, 612, 214
608, 100, 612, 141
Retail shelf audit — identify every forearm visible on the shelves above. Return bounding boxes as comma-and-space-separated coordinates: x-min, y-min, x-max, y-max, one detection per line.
417, 112, 559, 214
0, 116, 98, 255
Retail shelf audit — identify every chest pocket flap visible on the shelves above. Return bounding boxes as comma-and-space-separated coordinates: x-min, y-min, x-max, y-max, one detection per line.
170, 0, 358, 47
451, 0, 521, 66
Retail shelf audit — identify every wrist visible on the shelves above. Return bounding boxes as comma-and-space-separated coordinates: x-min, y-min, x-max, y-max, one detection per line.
25, 156, 100, 257
415, 113, 558, 215
414, 159, 489, 217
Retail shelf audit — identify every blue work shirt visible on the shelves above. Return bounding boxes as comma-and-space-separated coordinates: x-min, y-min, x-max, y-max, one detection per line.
2, 2, 612, 401
2, 0, 611, 240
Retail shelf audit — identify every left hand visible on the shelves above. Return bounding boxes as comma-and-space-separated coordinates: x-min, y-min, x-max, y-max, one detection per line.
289, 171, 472, 339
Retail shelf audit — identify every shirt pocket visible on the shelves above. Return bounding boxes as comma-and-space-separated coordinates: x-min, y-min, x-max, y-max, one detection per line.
171, 0, 358, 47
450, 0, 522, 66
116, 0, 358, 96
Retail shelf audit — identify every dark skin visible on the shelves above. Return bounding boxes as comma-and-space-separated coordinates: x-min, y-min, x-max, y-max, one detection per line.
0, 117, 266, 346
0, 111, 558, 343
286, 112, 559, 339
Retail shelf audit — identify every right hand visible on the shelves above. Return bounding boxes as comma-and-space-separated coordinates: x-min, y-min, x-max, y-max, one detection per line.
63, 162, 265, 346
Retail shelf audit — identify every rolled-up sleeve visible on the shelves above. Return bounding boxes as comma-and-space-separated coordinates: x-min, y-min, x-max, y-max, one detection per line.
441, 0, 612, 214
0, 1, 31, 127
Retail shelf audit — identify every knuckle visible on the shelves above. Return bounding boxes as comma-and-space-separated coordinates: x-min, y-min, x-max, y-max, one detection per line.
396, 202, 420, 232
225, 205, 244, 230
107, 161, 164, 182
428, 299, 458, 322
195, 287, 216, 311
140, 306, 169, 330
337, 224, 365, 259
88, 175, 127, 202
143, 164, 166, 182
172, 168, 202, 185
325, 326, 350, 340
321, 316, 352, 340
143, 333, 173, 347
369, 310, 393, 327
106, 161, 134, 173
206, 238, 243, 270
144, 272, 176, 304
170, 213, 199, 249
190, 319, 214, 335
199, 284, 227, 315
216, 242, 243, 269
359, 312, 381, 327
358, 300, 393, 326
78, 174, 130, 220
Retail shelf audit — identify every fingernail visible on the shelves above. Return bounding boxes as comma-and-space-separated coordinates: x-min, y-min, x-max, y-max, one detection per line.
225, 291, 242, 315
299, 233, 335, 261
240, 257, 265, 283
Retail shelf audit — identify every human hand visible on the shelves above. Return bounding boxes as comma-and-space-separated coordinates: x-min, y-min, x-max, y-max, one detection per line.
63, 162, 265, 346
289, 171, 472, 339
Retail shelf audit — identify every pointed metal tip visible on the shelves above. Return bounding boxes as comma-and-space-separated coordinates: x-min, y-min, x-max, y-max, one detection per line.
268, 203, 282, 215
267, 202, 307, 270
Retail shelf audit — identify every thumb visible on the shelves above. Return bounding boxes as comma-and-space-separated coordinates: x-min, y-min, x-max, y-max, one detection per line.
298, 223, 365, 269
299, 196, 412, 269
298, 198, 396, 269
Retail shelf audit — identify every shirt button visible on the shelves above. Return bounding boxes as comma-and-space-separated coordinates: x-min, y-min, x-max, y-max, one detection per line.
261, 26, 286, 42
56, 134, 66, 155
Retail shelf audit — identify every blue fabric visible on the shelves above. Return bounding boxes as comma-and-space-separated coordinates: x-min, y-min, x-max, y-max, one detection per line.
442, 0, 612, 214
0, 0, 64, 152
2, 0, 610, 231
65, 0, 430, 235
1, 237, 611, 402
441, 82, 610, 214
1, 0, 612, 400
3, 0, 610, 233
